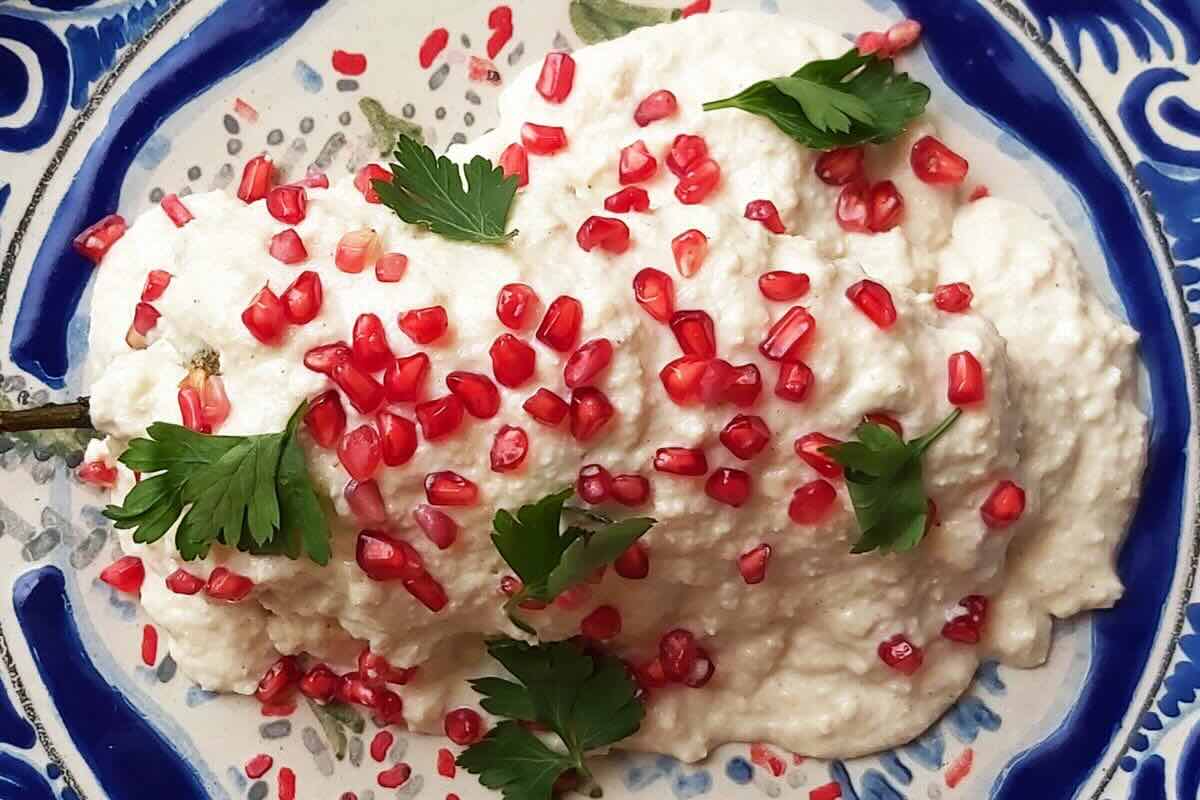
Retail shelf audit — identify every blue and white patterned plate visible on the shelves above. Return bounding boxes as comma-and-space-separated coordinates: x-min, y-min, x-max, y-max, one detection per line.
0, 1, 1196, 798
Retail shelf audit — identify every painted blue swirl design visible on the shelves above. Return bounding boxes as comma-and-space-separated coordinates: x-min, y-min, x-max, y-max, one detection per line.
0, 751, 55, 800
13, 566, 209, 799
0, 14, 69, 152
1021, 0, 1200, 71
62, 1, 172, 110
0, 677, 35, 751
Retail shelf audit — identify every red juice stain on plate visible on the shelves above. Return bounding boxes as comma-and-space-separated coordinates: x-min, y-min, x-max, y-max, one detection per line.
487, 5, 513, 58
233, 98, 258, 123
331, 49, 367, 75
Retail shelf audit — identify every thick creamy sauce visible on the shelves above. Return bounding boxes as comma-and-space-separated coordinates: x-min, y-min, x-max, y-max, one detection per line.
83, 12, 1146, 760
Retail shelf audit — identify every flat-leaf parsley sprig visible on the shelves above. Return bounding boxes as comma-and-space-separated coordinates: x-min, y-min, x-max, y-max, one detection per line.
492, 488, 655, 634
373, 136, 519, 245
823, 409, 961, 555
458, 637, 645, 800
703, 49, 930, 149
103, 402, 332, 565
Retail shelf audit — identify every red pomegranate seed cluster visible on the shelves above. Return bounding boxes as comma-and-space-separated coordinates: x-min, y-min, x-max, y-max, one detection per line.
637, 629, 715, 692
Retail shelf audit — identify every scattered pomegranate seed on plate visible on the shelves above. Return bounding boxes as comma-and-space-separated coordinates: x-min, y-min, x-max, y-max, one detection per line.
425, 471, 479, 506
758, 271, 810, 301
490, 334, 537, 388
868, 181, 905, 232
605, 186, 650, 213
947, 351, 986, 405
577, 216, 631, 254
878, 634, 924, 675
498, 143, 529, 187
266, 185, 307, 224
446, 371, 501, 419
934, 282, 974, 312
675, 158, 721, 204
564, 338, 613, 388
846, 279, 898, 329
241, 286, 287, 344
615, 542, 650, 579
336, 228, 383, 273
795, 432, 843, 478
281, 271, 322, 324
346, 479, 389, 526
73, 214, 126, 263
497, 283, 539, 330
521, 123, 568, 155
611, 474, 651, 506
269, 229, 308, 265
788, 479, 837, 524
77, 459, 118, 489
398, 306, 449, 344
981, 480, 1026, 528
654, 447, 708, 476
633, 268, 675, 322
414, 504, 458, 549
577, 464, 613, 503
720, 415, 770, 459
375, 252, 408, 282
635, 89, 678, 127
537, 296, 583, 352
444, 708, 484, 745
384, 353, 431, 402
490, 425, 529, 472
304, 391, 347, 448
775, 361, 815, 402
238, 154, 274, 203
206, 567, 254, 602
815, 146, 865, 186
620, 140, 658, 184
744, 199, 785, 233
670, 310, 716, 357
376, 412, 417, 466
524, 388, 569, 426
160, 193, 193, 227
570, 387, 614, 441
705, 467, 751, 506
738, 544, 771, 584
99, 556, 144, 594
355, 164, 390, 203
911, 135, 970, 184
415, 395, 465, 441
581, 605, 622, 640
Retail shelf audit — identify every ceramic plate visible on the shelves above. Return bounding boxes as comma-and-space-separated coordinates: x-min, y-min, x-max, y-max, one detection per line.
0, 1, 1196, 798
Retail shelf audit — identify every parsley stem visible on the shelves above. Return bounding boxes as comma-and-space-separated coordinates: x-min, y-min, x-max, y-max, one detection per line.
913, 408, 962, 454
564, 505, 614, 525
0, 398, 92, 433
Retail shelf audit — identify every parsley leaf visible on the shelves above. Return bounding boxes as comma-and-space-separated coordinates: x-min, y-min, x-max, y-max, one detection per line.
823, 409, 961, 554
491, 489, 654, 632
373, 136, 519, 245
103, 403, 332, 565
459, 638, 645, 800
703, 49, 931, 149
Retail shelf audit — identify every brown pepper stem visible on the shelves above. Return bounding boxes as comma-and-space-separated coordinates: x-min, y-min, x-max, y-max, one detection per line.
0, 398, 93, 433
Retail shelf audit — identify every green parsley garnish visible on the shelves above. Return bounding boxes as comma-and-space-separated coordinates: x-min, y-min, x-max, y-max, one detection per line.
458, 637, 645, 800
823, 409, 961, 554
102, 402, 331, 565
492, 488, 655, 634
372, 136, 519, 245
703, 49, 931, 150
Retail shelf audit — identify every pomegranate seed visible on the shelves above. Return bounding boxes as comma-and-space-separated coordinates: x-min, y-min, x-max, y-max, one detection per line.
497, 283, 539, 330
581, 606, 622, 640
564, 338, 613, 388
789, 480, 837, 524
356, 530, 424, 581
720, 415, 770, 459
447, 371, 501, 419
99, 556, 144, 594
634, 90, 678, 127
934, 282, 973, 312
666, 134, 708, 177
376, 253, 408, 283
619, 140, 658, 185
577, 464, 613, 504
911, 135, 969, 185
815, 146, 866, 186
206, 567, 254, 602
200, 374, 231, 429
738, 544, 771, 584
339, 425, 382, 481
758, 271, 810, 301
407, 571, 449, 612
667, 229, 709, 279
633, 268, 675, 322
346, 479, 389, 526
339, 672, 383, 707
350, 314, 392, 372
635, 658, 668, 690
131, 302, 160, 336
304, 391, 347, 449
521, 123, 568, 155
846, 280, 897, 329
670, 310, 716, 358
697, 358, 736, 405
281, 270, 323, 325
499, 575, 548, 610
760, 306, 816, 362
398, 306, 448, 344
414, 504, 458, 549
660, 629, 699, 682
425, 471, 478, 506
266, 185, 307, 224
370, 731, 394, 763
278, 768, 296, 800
604, 186, 650, 213
177, 386, 209, 433
836, 181, 871, 233
77, 460, 118, 489
299, 664, 341, 703
654, 447, 707, 476
614, 543, 650, 579
947, 351, 985, 405
269, 229, 308, 265
681, 0, 711, 16
868, 181, 904, 232
795, 433, 843, 478
241, 286, 287, 344
577, 216, 631, 254
811, 783, 843, 800
438, 749, 457, 778
725, 363, 763, 407
165, 569, 204, 595
377, 412, 417, 466
969, 185, 991, 202
775, 361, 814, 402
537, 296, 583, 352
745, 199, 785, 234
304, 342, 351, 375
611, 474, 651, 506
419, 27, 449, 68
336, 228, 383, 273
536, 51, 575, 103
857, 30, 887, 56
160, 193, 193, 227
943, 595, 989, 644
238, 154, 275, 203
140, 269, 171, 302
355, 163, 391, 204
384, 353, 431, 403
74, 214, 127, 263
445, 708, 484, 745
865, 412, 904, 438
255, 657, 300, 705
490, 425, 529, 472
878, 635, 924, 675
981, 481, 1026, 528
415, 395, 465, 441
675, 158, 721, 204
498, 143, 529, 188
292, 169, 329, 189
332, 361, 386, 414
570, 387, 614, 441
886, 18, 923, 53
705, 467, 750, 507
524, 388, 569, 426
659, 356, 706, 405
359, 648, 415, 687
